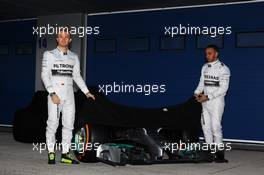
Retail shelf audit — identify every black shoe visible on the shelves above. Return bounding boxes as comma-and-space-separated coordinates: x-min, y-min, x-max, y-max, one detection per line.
48, 152, 56, 164
61, 152, 80, 164
215, 151, 228, 163
208, 152, 215, 162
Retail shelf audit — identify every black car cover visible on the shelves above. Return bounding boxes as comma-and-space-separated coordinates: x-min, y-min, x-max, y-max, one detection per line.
13, 87, 202, 143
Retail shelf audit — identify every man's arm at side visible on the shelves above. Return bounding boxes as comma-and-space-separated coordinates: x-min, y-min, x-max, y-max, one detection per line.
194, 66, 205, 95
72, 56, 90, 94
41, 51, 55, 93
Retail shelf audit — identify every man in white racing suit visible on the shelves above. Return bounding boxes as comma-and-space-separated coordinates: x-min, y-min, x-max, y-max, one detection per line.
41, 30, 95, 164
194, 45, 230, 163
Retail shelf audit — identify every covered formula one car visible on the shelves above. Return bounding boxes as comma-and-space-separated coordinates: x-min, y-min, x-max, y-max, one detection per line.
13, 87, 212, 165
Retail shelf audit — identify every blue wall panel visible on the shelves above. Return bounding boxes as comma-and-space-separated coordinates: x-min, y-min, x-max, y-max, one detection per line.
87, 2, 264, 141
0, 20, 37, 125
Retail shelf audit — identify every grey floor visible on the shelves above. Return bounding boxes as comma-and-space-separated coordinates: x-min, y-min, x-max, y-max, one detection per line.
0, 132, 264, 175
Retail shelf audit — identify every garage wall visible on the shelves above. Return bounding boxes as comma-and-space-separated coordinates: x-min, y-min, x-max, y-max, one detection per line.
86, 2, 264, 142
0, 19, 37, 125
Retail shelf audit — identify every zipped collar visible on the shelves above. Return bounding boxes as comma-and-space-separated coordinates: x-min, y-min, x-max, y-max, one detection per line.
207, 59, 220, 67
57, 47, 69, 55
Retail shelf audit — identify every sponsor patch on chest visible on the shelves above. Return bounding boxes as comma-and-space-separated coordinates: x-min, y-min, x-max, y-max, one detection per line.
53, 64, 74, 69
204, 74, 219, 80
51, 63, 74, 77
51, 69, 73, 77
204, 74, 220, 87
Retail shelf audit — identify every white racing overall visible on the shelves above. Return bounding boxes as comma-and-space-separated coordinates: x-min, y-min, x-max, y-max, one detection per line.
41, 48, 89, 153
194, 60, 230, 144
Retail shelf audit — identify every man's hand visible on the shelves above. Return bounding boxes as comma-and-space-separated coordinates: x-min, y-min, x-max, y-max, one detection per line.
194, 94, 199, 100
51, 94, 60, 104
86, 92, 95, 100
195, 94, 209, 103
194, 94, 202, 101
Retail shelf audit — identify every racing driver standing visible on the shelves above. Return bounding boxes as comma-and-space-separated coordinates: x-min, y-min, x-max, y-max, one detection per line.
41, 29, 95, 164
194, 45, 230, 163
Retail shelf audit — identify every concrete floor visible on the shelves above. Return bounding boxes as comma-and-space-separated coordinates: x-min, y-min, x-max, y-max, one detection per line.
0, 132, 264, 175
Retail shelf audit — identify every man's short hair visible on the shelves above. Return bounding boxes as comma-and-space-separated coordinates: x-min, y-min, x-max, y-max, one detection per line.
205, 44, 219, 52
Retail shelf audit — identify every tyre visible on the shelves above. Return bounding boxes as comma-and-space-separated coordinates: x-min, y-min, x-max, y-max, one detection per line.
72, 123, 109, 163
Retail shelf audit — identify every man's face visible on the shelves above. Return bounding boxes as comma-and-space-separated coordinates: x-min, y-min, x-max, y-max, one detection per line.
56, 31, 71, 47
205, 48, 218, 62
